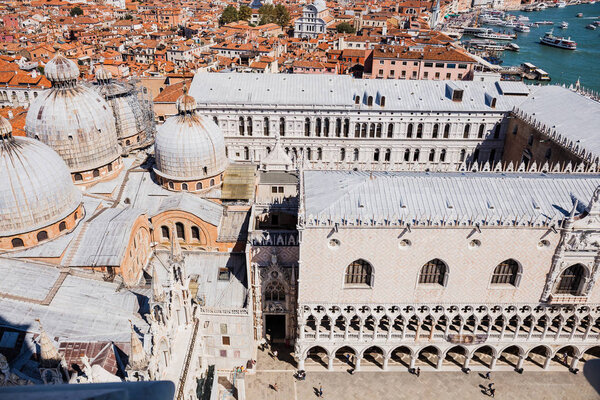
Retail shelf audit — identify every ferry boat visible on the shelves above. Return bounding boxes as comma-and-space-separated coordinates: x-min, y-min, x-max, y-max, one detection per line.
536, 21, 554, 25
475, 32, 516, 40
514, 24, 531, 32
539, 30, 577, 49
462, 27, 492, 35
560, 21, 569, 29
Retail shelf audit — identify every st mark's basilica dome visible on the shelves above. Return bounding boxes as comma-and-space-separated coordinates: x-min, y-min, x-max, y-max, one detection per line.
25, 53, 121, 183
153, 87, 228, 192
0, 116, 82, 250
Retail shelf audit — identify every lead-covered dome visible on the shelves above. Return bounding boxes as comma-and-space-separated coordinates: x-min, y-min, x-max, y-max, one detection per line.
154, 89, 228, 186
0, 117, 82, 239
94, 66, 155, 150
25, 54, 120, 179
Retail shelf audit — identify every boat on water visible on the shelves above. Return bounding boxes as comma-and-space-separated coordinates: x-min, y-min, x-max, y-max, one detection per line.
586, 24, 597, 30
594, 20, 600, 26
462, 27, 492, 35
514, 24, 531, 32
539, 30, 577, 49
475, 32, 516, 40
576, 12, 584, 17
557, 1, 567, 8
560, 21, 569, 29
506, 43, 521, 51
536, 21, 554, 25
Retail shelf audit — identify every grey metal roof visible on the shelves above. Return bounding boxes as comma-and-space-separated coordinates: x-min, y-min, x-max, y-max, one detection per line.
217, 210, 250, 242
0, 258, 145, 342
513, 85, 600, 162
259, 171, 299, 185
152, 252, 247, 309
154, 193, 223, 226
66, 207, 146, 267
189, 72, 530, 111
302, 170, 600, 227
0, 258, 59, 301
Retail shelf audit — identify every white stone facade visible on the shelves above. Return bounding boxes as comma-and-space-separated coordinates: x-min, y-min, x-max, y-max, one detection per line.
293, 173, 600, 372
202, 108, 506, 171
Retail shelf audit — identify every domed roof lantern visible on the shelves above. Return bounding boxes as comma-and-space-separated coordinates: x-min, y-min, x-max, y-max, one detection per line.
176, 83, 197, 115
45, 52, 79, 88
0, 116, 12, 141
95, 66, 113, 84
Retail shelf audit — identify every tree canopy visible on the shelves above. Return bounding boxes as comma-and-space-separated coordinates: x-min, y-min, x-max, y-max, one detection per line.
70, 6, 83, 17
336, 22, 356, 34
219, 6, 238, 25
238, 5, 252, 21
258, 4, 290, 27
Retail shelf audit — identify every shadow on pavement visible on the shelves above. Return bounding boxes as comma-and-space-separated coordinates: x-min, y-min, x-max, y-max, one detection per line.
583, 359, 600, 396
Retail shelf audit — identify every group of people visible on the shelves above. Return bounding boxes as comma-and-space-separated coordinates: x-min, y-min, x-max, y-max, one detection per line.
484, 372, 496, 398
296, 369, 306, 381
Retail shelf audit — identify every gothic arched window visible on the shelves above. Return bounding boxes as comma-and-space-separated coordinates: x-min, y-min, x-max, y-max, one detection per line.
491, 259, 521, 286
344, 259, 373, 286
419, 259, 447, 286
265, 282, 286, 301
59, 221, 67, 232
11, 238, 24, 248
556, 264, 585, 295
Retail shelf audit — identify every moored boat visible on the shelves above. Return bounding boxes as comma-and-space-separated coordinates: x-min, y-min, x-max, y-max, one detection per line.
475, 31, 516, 40
536, 20, 554, 25
514, 24, 531, 32
539, 29, 577, 49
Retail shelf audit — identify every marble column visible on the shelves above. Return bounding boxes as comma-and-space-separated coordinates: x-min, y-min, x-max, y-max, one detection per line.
355, 356, 362, 372
490, 355, 497, 370
383, 355, 389, 371
328, 355, 334, 371
570, 355, 580, 371
516, 355, 524, 370
543, 353, 552, 370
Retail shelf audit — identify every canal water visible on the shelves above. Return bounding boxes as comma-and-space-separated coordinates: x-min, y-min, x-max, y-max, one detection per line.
482, 3, 600, 90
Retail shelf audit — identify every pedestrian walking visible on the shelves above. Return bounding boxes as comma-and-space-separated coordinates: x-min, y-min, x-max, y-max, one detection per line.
416, 367, 421, 377
485, 371, 491, 380
273, 383, 278, 392
489, 388, 495, 398
273, 350, 278, 359
318, 384, 323, 397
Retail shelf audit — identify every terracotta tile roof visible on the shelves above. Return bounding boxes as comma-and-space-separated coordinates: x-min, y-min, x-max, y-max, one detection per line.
153, 78, 191, 103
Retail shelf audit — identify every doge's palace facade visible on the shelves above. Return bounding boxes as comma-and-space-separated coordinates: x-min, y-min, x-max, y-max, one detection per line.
295, 170, 600, 372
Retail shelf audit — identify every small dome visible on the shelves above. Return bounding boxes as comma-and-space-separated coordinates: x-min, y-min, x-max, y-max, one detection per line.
26, 71, 120, 174
45, 53, 79, 85
0, 131, 82, 236
177, 94, 197, 114
154, 93, 227, 181
0, 117, 11, 139
93, 78, 154, 144
95, 66, 113, 82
